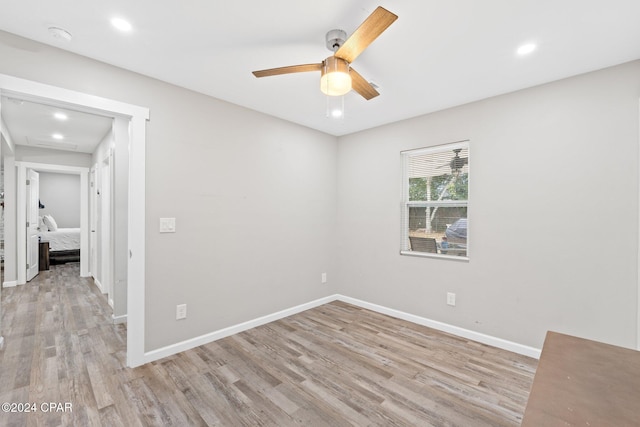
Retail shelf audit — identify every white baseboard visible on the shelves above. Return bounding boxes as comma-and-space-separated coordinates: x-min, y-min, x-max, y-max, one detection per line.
112, 314, 127, 324
143, 294, 338, 365
142, 293, 541, 365
335, 295, 541, 359
2, 280, 17, 288
93, 278, 105, 294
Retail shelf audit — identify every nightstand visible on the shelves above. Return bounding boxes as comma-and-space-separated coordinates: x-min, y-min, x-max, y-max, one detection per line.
39, 240, 50, 271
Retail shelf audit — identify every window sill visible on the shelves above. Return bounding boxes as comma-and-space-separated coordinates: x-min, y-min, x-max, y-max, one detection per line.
400, 250, 469, 262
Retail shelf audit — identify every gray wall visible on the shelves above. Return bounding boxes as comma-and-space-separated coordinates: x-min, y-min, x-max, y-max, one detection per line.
38, 172, 80, 228
0, 30, 339, 351
15, 145, 92, 168
336, 60, 640, 350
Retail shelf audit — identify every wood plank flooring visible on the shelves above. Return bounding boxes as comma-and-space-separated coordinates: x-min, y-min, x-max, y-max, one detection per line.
0, 264, 537, 426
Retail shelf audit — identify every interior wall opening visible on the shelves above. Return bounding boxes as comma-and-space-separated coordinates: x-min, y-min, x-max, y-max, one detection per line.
0, 73, 148, 367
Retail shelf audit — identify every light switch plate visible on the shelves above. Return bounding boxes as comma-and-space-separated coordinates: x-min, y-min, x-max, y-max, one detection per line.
160, 217, 176, 233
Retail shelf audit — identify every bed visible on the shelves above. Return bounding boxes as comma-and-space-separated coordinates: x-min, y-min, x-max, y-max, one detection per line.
39, 215, 80, 264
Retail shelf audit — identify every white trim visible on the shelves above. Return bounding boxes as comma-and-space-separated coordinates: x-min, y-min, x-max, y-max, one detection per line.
1, 116, 15, 152
407, 200, 469, 208
127, 113, 146, 367
638, 98, 640, 351
0, 73, 148, 368
400, 250, 469, 262
400, 140, 470, 155
143, 294, 541, 364
93, 278, 105, 294
16, 165, 26, 285
2, 281, 17, 288
143, 295, 337, 364
335, 295, 542, 359
112, 314, 127, 324
14, 162, 88, 174
0, 74, 148, 119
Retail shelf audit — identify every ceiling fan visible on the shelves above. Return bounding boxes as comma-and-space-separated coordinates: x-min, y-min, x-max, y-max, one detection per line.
438, 149, 469, 173
448, 149, 469, 173
252, 6, 398, 100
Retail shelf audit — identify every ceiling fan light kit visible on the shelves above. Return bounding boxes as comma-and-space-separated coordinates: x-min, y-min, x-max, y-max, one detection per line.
252, 6, 398, 106
326, 94, 345, 119
320, 56, 352, 96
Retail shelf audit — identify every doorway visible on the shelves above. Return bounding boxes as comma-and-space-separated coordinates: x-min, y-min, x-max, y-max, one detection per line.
16, 163, 90, 281
0, 73, 148, 367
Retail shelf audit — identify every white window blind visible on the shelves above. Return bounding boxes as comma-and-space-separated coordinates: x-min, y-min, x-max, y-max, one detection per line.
401, 141, 469, 258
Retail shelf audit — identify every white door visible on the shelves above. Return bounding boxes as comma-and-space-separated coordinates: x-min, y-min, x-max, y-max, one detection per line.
26, 169, 39, 281
100, 157, 113, 305
90, 165, 97, 277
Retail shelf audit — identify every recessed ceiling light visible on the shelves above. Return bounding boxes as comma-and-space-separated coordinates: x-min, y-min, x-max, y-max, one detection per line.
517, 43, 537, 56
52, 133, 64, 140
111, 17, 132, 32
53, 112, 68, 121
331, 109, 343, 118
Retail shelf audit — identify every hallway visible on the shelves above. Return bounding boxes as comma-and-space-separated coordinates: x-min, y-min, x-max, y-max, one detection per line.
0, 264, 128, 425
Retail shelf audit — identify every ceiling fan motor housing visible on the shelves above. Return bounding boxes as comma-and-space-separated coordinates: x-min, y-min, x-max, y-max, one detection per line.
326, 29, 347, 52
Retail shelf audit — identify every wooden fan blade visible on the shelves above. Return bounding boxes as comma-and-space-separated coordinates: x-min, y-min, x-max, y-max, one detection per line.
252, 63, 322, 78
349, 68, 379, 100
335, 6, 398, 63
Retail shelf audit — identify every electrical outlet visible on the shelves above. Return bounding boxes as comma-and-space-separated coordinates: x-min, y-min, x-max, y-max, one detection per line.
447, 292, 456, 306
321, 273, 327, 284
176, 304, 187, 320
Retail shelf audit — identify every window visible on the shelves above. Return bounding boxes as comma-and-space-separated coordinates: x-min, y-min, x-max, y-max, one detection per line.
401, 141, 469, 258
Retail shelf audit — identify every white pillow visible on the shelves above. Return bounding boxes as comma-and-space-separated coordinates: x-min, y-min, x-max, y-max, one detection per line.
43, 214, 58, 232
38, 216, 48, 231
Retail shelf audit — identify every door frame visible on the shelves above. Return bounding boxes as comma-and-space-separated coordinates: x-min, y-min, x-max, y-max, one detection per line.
16, 163, 89, 281
0, 73, 148, 367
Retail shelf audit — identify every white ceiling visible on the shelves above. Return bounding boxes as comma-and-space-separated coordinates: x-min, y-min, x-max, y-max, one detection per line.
1, 97, 112, 153
0, 0, 639, 137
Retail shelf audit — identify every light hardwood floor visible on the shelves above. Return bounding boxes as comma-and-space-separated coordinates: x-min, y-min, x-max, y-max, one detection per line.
0, 264, 537, 426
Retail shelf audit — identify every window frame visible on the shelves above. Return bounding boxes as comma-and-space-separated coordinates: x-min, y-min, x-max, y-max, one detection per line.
400, 141, 470, 261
